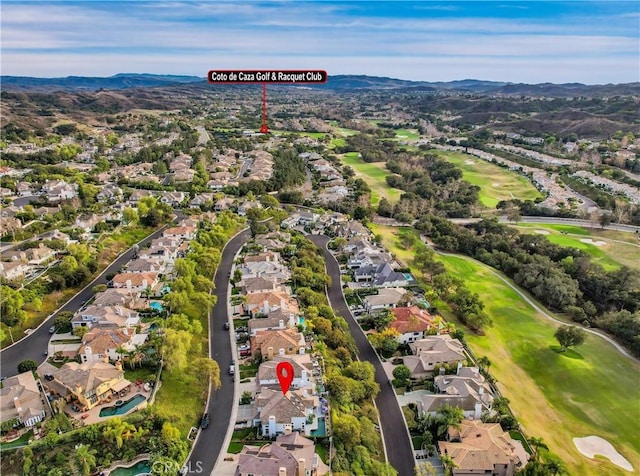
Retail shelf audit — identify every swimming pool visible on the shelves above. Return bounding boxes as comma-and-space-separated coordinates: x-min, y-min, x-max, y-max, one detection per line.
109, 459, 151, 476
149, 301, 164, 312
99, 394, 146, 417
403, 273, 413, 281
310, 416, 327, 437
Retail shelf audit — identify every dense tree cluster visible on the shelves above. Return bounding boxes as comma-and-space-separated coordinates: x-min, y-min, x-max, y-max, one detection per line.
417, 216, 640, 354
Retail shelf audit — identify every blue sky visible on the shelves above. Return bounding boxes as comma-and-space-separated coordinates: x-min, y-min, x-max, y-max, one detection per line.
1, 1, 638, 83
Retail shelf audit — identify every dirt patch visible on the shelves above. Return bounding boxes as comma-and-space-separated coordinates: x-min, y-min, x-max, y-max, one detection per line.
464, 160, 475, 165
573, 436, 633, 471
491, 182, 501, 187
580, 238, 607, 247
534, 230, 550, 235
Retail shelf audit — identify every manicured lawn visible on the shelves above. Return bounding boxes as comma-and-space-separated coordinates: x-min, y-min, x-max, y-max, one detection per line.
239, 361, 259, 379
393, 128, 420, 140
512, 223, 640, 271
436, 254, 640, 476
434, 150, 542, 208
0, 430, 33, 450
271, 130, 327, 139
333, 127, 359, 137
329, 137, 346, 148
340, 152, 402, 205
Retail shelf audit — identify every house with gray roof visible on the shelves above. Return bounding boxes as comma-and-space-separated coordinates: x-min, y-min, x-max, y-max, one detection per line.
0, 371, 46, 427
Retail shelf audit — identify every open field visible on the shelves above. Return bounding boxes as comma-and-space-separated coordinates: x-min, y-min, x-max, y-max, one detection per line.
513, 223, 640, 271
271, 130, 327, 139
434, 150, 543, 208
341, 152, 402, 205
368, 224, 640, 476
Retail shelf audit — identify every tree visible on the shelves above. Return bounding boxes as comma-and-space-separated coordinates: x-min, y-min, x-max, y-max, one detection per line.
554, 325, 586, 351
74, 444, 97, 476
54, 311, 74, 333
368, 328, 400, 354
441, 453, 458, 476
194, 357, 221, 390
392, 365, 411, 387
163, 328, 192, 371
477, 356, 491, 372
528, 436, 549, 462
73, 326, 89, 338
435, 404, 464, 439
599, 212, 612, 228
17, 359, 37, 373
0, 286, 26, 326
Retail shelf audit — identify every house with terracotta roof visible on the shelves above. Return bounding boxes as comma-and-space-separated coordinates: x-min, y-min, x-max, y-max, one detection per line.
404, 335, 467, 378
390, 306, 437, 344
111, 272, 160, 291
235, 431, 330, 476
46, 361, 130, 411
79, 327, 147, 364
254, 388, 320, 437
439, 420, 529, 476
252, 329, 306, 360
244, 290, 299, 317
162, 226, 196, 240
0, 371, 46, 427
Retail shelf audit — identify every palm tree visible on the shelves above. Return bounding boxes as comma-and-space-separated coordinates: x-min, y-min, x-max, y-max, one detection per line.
528, 436, 549, 462
436, 404, 464, 439
545, 457, 566, 476
441, 453, 458, 476
477, 356, 491, 372
74, 445, 97, 476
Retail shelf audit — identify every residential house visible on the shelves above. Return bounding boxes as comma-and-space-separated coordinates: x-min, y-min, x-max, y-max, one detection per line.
16, 182, 33, 196
158, 191, 186, 206
362, 288, 407, 314
74, 214, 103, 234
163, 226, 196, 241
403, 335, 467, 378
125, 258, 165, 274
355, 262, 411, 288
248, 313, 297, 336
79, 327, 147, 364
390, 306, 437, 344
254, 388, 319, 437
235, 431, 330, 476
0, 261, 31, 280
138, 244, 178, 265
237, 260, 291, 283
438, 420, 529, 476
0, 371, 46, 427
339, 221, 369, 238
418, 367, 493, 420
244, 291, 299, 317
127, 189, 154, 204
256, 355, 314, 392
173, 168, 196, 183
252, 329, 306, 360
41, 180, 78, 202
238, 201, 262, 216
111, 272, 160, 291
97, 184, 123, 202
214, 197, 235, 211
242, 277, 282, 295
91, 289, 140, 308
46, 361, 131, 411
2, 244, 57, 266
298, 212, 319, 226
71, 305, 140, 330
189, 193, 215, 209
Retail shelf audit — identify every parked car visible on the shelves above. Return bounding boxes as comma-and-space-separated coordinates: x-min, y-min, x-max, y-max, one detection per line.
200, 413, 210, 429
229, 360, 235, 375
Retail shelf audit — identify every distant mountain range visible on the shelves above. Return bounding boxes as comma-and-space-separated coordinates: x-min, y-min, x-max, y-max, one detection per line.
2, 73, 638, 97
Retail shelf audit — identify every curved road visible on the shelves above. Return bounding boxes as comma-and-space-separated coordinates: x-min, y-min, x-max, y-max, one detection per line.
422, 239, 638, 363
309, 235, 415, 476
184, 229, 251, 476
0, 216, 182, 377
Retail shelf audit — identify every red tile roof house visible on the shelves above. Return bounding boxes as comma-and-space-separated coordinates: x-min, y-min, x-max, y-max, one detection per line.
390, 306, 438, 344
111, 272, 160, 291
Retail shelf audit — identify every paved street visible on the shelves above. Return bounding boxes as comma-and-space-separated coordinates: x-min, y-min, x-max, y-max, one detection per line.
184, 229, 251, 476
0, 220, 178, 378
309, 235, 416, 476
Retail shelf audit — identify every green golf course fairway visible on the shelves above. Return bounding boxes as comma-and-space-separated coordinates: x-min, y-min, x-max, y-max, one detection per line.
435, 150, 543, 207
438, 253, 639, 476
512, 223, 640, 271
393, 128, 420, 140
340, 152, 402, 205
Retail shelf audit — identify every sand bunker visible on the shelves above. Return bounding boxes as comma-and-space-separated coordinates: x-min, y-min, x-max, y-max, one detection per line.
580, 238, 607, 247
573, 436, 633, 471
491, 182, 501, 187
534, 230, 550, 235
464, 160, 475, 165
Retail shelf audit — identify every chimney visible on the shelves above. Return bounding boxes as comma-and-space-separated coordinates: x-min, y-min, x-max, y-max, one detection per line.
457, 362, 463, 375
278, 468, 287, 476
297, 459, 305, 476
268, 347, 274, 360
279, 320, 284, 329
279, 348, 285, 356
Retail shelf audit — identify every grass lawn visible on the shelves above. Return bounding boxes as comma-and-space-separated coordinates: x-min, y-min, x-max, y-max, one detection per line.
153, 367, 208, 436
239, 361, 259, 379
434, 150, 542, 208
340, 152, 402, 205
329, 137, 346, 149
512, 223, 640, 271
436, 254, 640, 476
271, 130, 327, 139
393, 128, 420, 140
333, 127, 359, 137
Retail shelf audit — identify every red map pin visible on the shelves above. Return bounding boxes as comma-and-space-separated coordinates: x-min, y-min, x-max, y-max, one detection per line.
276, 361, 294, 395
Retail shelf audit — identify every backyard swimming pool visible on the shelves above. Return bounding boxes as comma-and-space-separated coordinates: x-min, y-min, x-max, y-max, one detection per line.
109, 459, 150, 476
99, 394, 146, 417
